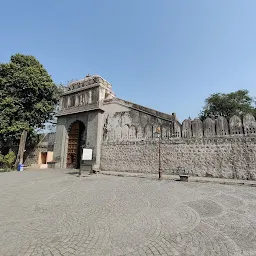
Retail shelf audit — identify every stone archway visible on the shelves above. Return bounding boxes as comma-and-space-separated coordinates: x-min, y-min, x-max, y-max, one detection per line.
66, 121, 85, 169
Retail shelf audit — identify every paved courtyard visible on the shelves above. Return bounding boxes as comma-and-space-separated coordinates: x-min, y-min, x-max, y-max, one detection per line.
1, 170, 256, 256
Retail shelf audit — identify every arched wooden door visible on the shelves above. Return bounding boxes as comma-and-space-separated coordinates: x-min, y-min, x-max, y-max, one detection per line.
67, 121, 85, 169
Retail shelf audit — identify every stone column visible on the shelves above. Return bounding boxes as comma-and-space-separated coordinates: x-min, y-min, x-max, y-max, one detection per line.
95, 111, 104, 170
53, 122, 68, 168
83, 110, 104, 172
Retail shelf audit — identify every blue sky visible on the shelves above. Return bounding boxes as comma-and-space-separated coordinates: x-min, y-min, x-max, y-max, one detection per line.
1, 0, 256, 121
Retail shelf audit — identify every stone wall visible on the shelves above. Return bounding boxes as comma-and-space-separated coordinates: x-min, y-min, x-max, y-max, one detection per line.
103, 103, 175, 143
101, 136, 256, 179
101, 114, 256, 180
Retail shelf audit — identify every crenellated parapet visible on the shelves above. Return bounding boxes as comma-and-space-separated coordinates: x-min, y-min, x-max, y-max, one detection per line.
203, 118, 215, 137
173, 121, 181, 138
216, 116, 229, 136
243, 113, 256, 135
192, 119, 203, 138
229, 115, 243, 135
182, 114, 256, 138
182, 119, 192, 138
104, 114, 256, 142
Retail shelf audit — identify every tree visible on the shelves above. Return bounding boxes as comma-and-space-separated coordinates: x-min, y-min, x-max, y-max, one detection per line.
199, 89, 256, 120
0, 54, 59, 146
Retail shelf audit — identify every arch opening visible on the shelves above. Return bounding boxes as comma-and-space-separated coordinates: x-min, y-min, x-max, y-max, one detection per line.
67, 121, 86, 169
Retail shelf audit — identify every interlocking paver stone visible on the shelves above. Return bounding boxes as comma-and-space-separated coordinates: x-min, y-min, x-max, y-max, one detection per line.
0, 170, 256, 255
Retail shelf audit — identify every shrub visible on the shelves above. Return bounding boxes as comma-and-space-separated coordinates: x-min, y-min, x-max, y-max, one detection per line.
4, 150, 16, 169
0, 150, 16, 170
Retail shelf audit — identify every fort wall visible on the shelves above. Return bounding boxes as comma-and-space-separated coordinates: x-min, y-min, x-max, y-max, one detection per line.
101, 113, 256, 179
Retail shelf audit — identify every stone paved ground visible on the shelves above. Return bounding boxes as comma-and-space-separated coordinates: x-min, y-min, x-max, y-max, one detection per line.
1, 170, 256, 256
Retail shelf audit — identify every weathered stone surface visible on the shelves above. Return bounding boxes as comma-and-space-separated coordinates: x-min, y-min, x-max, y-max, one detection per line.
192, 118, 203, 137
161, 125, 170, 139
129, 125, 136, 140
103, 106, 174, 142
182, 119, 192, 138
101, 137, 256, 179
121, 124, 129, 140
203, 117, 215, 137
230, 115, 243, 135
243, 113, 256, 135
145, 124, 153, 139
173, 120, 181, 137
216, 116, 229, 136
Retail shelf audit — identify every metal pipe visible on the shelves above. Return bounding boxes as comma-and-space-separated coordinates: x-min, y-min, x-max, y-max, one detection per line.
158, 135, 162, 180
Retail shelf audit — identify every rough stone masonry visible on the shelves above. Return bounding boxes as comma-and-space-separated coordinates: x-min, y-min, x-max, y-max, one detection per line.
53, 75, 256, 179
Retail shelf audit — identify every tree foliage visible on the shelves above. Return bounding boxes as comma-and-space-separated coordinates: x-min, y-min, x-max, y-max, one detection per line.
199, 90, 256, 120
0, 54, 59, 145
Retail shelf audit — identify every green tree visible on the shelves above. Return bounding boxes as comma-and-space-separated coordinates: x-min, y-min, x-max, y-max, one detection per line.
200, 90, 256, 120
0, 54, 59, 145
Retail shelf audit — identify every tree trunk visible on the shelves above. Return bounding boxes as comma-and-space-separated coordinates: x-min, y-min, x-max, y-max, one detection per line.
15, 131, 27, 168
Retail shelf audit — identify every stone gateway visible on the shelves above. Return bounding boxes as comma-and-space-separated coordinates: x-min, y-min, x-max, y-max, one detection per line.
53, 75, 256, 179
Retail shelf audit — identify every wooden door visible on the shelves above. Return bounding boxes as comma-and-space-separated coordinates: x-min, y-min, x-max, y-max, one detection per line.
67, 122, 80, 168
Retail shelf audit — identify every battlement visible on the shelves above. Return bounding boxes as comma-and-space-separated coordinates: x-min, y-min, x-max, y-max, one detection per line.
181, 114, 256, 138
104, 113, 256, 142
